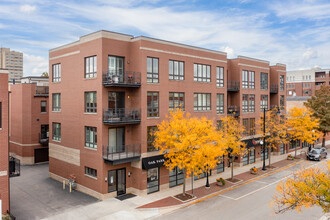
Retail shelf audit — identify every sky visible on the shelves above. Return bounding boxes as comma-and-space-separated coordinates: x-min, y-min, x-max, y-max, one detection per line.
0, 0, 329, 76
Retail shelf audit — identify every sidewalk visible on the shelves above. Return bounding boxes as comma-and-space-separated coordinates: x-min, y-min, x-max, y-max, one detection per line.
45, 141, 330, 219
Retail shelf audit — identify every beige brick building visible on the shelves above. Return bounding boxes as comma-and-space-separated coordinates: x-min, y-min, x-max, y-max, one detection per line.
0, 48, 23, 83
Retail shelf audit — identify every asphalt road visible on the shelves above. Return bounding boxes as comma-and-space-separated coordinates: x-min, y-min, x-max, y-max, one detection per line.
156, 158, 328, 220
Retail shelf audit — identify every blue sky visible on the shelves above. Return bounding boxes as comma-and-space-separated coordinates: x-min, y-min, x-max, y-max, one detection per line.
1, 0, 329, 76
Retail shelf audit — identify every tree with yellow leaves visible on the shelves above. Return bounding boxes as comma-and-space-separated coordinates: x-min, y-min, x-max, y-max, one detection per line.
272, 161, 330, 214
221, 116, 247, 180
257, 107, 288, 167
154, 109, 224, 195
286, 107, 320, 157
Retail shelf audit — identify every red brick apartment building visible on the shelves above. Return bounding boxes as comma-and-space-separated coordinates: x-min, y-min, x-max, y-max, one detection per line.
0, 69, 9, 215
48, 30, 287, 199
286, 68, 330, 97
9, 78, 49, 165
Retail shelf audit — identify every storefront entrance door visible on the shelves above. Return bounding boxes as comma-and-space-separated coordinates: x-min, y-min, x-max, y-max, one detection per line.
108, 168, 126, 196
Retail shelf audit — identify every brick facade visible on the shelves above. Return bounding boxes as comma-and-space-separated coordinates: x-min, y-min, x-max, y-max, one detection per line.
0, 69, 9, 215
49, 30, 287, 199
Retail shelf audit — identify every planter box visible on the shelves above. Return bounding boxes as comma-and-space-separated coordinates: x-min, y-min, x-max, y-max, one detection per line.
287, 157, 294, 160
216, 181, 225, 186
250, 171, 258, 175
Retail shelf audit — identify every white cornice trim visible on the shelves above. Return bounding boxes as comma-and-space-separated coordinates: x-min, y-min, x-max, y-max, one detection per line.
238, 63, 269, 71
277, 70, 286, 73
50, 51, 80, 60
9, 140, 41, 147
140, 47, 227, 63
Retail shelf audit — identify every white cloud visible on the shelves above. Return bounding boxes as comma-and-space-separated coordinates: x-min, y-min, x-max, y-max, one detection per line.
221, 46, 235, 58
302, 48, 318, 61
19, 4, 36, 13
23, 53, 48, 76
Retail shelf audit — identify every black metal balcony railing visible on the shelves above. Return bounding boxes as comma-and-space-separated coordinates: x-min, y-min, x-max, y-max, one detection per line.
103, 108, 141, 125
103, 144, 141, 165
103, 70, 141, 87
270, 84, 278, 93
39, 133, 49, 146
9, 156, 20, 177
227, 106, 240, 117
35, 86, 49, 97
227, 81, 240, 92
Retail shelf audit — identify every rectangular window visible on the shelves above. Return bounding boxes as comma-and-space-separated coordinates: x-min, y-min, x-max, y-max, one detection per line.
147, 126, 158, 152
216, 94, 224, 114
249, 148, 255, 164
41, 101, 47, 113
280, 75, 284, 91
243, 119, 249, 136
85, 92, 97, 113
169, 60, 184, 80
85, 127, 97, 149
108, 56, 124, 82
52, 63, 61, 82
216, 67, 224, 87
52, 93, 61, 112
249, 71, 255, 89
249, 118, 255, 135
217, 120, 223, 130
52, 123, 61, 141
242, 153, 249, 166
260, 73, 268, 90
260, 95, 268, 111
169, 92, 184, 110
147, 92, 159, 117
242, 70, 248, 88
194, 63, 211, 82
169, 167, 184, 188
194, 93, 211, 111
280, 95, 285, 109
147, 57, 159, 83
147, 167, 159, 194
242, 94, 248, 113
280, 143, 285, 154
85, 167, 97, 178
249, 95, 255, 112
85, 56, 97, 78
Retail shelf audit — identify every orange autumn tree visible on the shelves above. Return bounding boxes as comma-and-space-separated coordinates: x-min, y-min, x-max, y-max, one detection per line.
272, 161, 330, 214
221, 116, 246, 180
192, 127, 226, 187
286, 107, 320, 157
257, 107, 288, 167
154, 109, 222, 195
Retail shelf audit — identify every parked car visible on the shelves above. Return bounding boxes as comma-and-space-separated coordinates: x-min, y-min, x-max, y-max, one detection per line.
306, 147, 328, 161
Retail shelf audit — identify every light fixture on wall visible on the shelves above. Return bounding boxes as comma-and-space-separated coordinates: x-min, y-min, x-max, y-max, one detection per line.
128, 172, 131, 177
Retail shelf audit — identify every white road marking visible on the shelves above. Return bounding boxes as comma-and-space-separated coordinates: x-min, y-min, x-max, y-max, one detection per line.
254, 180, 268, 184
230, 159, 329, 201
218, 195, 236, 200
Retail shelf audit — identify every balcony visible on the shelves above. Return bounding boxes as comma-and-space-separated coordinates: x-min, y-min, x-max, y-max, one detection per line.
35, 86, 49, 97
103, 144, 141, 165
103, 70, 141, 87
270, 84, 278, 94
103, 108, 141, 125
39, 133, 49, 146
227, 81, 240, 92
227, 106, 240, 117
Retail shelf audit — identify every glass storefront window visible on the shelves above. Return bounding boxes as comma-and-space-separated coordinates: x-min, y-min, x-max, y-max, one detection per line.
147, 168, 159, 194
249, 148, 255, 164
169, 167, 184, 188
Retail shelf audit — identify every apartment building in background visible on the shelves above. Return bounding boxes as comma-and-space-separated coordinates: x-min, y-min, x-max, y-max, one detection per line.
48, 30, 288, 199
0, 48, 23, 83
0, 69, 9, 215
9, 77, 49, 165
286, 67, 330, 97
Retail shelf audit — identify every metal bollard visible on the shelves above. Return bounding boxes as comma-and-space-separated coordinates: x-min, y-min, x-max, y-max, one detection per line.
69, 182, 72, 193
63, 180, 65, 190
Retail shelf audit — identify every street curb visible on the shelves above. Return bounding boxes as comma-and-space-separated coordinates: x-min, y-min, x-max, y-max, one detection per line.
148, 159, 305, 215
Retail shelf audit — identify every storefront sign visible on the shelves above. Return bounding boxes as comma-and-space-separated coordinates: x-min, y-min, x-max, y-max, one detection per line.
142, 155, 165, 170
252, 139, 263, 145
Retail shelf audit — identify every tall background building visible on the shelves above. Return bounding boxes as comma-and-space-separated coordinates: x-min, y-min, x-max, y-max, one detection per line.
0, 48, 23, 83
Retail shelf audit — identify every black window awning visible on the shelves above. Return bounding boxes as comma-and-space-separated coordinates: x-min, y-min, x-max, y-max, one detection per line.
142, 155, 165, 170
243, 138, 263, 148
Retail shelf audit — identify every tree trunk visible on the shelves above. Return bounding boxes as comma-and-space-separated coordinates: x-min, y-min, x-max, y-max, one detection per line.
322, 131, 326, 148
295, 144, 297, 158
183, 168, 186, 196
231, 158, 234, 180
